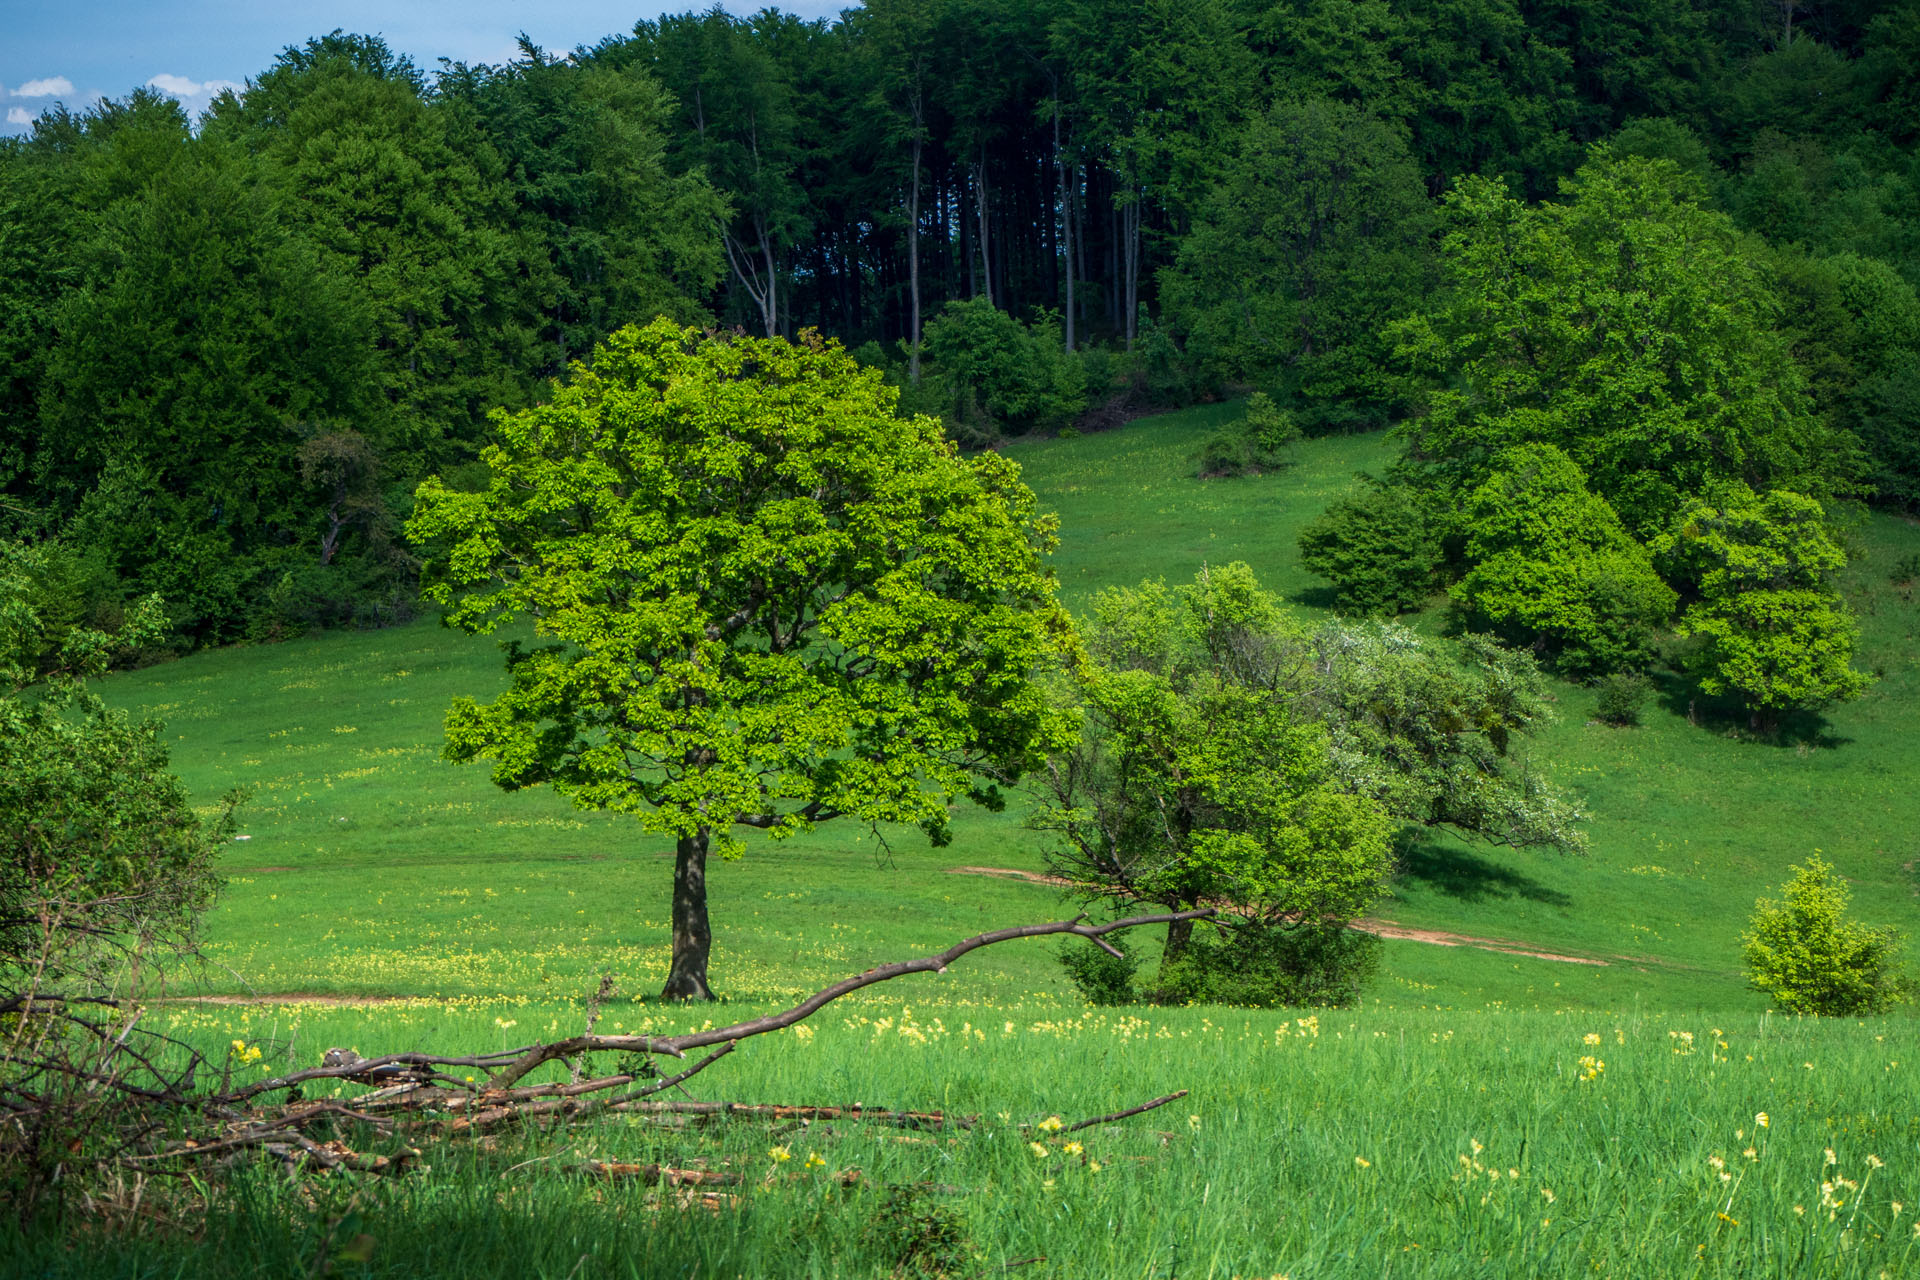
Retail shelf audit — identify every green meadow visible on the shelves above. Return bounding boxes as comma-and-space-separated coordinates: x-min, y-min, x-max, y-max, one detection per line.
107, 406, 1920, 1013
64, 408, 1920, 1277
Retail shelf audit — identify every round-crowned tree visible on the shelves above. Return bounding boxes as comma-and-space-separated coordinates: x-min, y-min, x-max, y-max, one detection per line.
408, 319, 1075, 1000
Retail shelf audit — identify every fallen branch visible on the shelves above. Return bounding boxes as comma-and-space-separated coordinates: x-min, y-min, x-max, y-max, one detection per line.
1064, 1090, 1188, 1134
576, 1161, 742, 1187
9, 909, 1213, 1189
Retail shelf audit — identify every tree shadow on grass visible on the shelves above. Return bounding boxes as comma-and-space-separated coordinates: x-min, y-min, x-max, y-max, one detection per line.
1287, 584, 1342, 612
1396, 840, 1572, 907
1647, 668, 1851, 751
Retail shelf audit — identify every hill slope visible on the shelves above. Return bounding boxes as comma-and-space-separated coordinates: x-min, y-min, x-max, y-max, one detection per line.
100, 405, 1920, 1012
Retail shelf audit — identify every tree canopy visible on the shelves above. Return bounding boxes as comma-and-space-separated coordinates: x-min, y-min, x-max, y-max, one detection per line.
409, 319, 1074, 998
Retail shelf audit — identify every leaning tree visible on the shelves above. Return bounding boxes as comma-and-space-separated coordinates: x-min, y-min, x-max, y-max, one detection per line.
409, 319, 1075, 1000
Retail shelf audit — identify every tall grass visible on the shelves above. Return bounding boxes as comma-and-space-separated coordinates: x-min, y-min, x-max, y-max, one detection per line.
15, 997, 1916, 1278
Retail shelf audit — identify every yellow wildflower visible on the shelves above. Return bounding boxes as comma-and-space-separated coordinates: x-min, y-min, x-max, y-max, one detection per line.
1029, 1142, 1049, 1159
1188, 1114, 1201, 1131
1583, 1033, 1601, 1046
1867, 1154, 1884, 1169
1756, 1112, 1769, 1129
1354, 1156, 1371, 1169
1063, 1142, 1083, 1157
1037, 1116, 1063, 1133
769, 1146, 792, 1163
804, 1153, 826, 1169
1540, 1188, 1556, 1204
1825, 1148, 1838, 1166
1088, 1160, 1103, 1173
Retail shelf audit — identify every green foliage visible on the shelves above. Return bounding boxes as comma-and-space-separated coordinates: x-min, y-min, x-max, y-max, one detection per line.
1296, 481, 1443, 615
1195, 393, 1299, 478
1, 540, 233, 999
1395, 152, 1844, 538
1452, 445, 1677, 675
1038, 563, 1397, 968
436, 43, 726, 375
1057, 933, 1140, 1007
1155, 920, 1381, 1009
1655, 488, 1869, 722
921, 299, 1087, 441
1301, 622, 1586, 854
1161, 97, 1433, 421
33, 117, 376, 642
206, 35, 532, 477
864, 1184, 975, 1278
409, 319, 1074, 997
1742, 856, 1909, 1016
1591, 673, 1651, 727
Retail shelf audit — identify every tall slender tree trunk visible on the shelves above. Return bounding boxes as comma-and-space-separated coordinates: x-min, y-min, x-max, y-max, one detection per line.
1073, 163, 1087, 343
1123, 196, 1140, 351
973, 156, 993, 307
1055, 102, 1074, 353
908, 127, 924, 383
662, 827, 715, 1001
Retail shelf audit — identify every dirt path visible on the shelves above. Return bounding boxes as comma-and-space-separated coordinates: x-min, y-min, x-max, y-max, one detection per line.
947, 866, 1634, 968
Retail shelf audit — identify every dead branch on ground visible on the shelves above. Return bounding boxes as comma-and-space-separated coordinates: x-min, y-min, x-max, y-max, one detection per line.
5, 909, 1213, 1193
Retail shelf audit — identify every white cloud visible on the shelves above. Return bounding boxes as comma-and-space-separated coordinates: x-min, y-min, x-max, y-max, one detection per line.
146, 73, 207, 97
144, 74, 244, 120
6, 107, 33, 125
12, 77, 75, 99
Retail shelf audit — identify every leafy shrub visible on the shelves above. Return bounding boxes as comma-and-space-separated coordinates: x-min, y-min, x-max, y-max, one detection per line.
921, 299, 1086, 441
1655, 488, 1868, 725
1128, 308, 1205, 408
1198, 393, 1301, 476
1295, 398, 1390, 437
1453, 445, 1676, 676
1155, 922, 1380, 1008
1058, 934, 1140, 1006
1297, 481, 1444, 614
1742, 856, 1911, 1015
1592, 673, 1651, 726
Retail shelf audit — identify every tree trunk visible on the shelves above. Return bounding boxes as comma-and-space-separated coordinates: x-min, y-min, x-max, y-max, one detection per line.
908, 127, 923, 383
1055, 103, 1074, 353
1162, 912, 1194, 968
973, 156, 993, 308
662, 827, 715, 1002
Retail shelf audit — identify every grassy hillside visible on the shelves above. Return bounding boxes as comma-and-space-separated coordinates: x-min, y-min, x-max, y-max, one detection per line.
98, 404, 1920, 1013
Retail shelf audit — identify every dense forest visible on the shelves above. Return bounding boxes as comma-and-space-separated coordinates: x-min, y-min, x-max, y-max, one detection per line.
2, 0, 1917, 655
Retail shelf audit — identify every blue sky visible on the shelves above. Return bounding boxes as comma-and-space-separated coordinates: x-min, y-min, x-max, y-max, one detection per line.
1, 1, 850, 134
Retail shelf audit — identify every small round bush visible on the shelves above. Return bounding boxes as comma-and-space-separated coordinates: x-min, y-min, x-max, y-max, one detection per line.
1743, 856, 1911, 1015
1058, 934, 1140, 1006
1593, 672, 1651, 726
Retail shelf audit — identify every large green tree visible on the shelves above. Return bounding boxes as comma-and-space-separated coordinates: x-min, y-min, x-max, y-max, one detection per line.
36, 111, 374, 641
1038, 563, 1396, 967
207, 33, 529, 477
1394, 150, 1847, 537
409, 320, 1074, 999
1452, 443, 1678, 673
1654, 487, 1869, 728
1160, 96, 1434, 427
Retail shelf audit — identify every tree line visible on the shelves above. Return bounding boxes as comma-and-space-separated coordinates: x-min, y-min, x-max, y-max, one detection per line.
1, 1, 1918, 648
